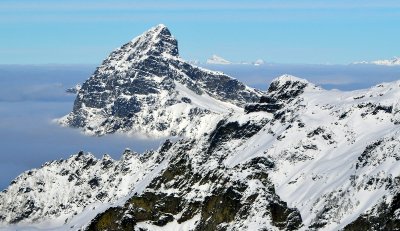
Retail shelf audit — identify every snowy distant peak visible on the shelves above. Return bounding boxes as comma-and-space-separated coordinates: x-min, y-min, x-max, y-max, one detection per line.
353, 57, 400, 66
206, 56, 266, 66
352, 61, 368, 65
253, 59, 265, 66
206, 54, 232, 64
371, 56, 400, 66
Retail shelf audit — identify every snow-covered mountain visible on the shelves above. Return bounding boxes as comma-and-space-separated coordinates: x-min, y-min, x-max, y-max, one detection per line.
206, 55, 265, 66
206, 54, 232, 65
58, 24, 261, 138
371, 57, 400, 66
253, 59, 265, 66
2, 73, 400, 230
353, 57, 400, 66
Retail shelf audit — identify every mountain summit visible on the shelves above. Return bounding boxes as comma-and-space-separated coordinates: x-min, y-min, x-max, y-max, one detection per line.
58, 24, 262, 137
98, 24, 178, 74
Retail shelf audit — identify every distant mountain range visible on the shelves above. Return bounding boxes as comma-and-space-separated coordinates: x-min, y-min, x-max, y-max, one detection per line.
205, 54, 265, 66
206, 54, 232, 65
352, 57, 400, 66
1, 24, 400, 231
189, 55, 400, 67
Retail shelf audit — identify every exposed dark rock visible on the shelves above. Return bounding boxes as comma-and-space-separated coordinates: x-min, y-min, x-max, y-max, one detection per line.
208, 120, 267, 154
303, 144, 318, 150
344, 192, 400, 231
195, 186, 244, 231
339, 111, 349, 120
307, 127, 325, 138
372, 105, 393, 115
266, 78, 307, 102
10, 200, 38, 223
356, 140, 383, 169
111, 97, 141, 117
88, 177, 100, 189
242, 157, 275, 170
181, 97, 192, 104
244, 103, 282, 113
270, 200, 302, 230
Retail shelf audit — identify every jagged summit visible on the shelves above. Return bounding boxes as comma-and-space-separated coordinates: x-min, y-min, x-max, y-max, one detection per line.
97, 24, 178, 74
267, 74, 316, 99
127, 23, 178, 57
271, 74, 309, 85
59, 24, 262, 137
245, 75, 321, 114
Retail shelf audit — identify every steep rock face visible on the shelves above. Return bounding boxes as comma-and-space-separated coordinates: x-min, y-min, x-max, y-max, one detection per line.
245, 75, 316, 115
58, 24, 261, 137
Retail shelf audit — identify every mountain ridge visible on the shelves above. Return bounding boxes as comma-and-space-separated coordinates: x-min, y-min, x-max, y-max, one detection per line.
2, 76, 400, 230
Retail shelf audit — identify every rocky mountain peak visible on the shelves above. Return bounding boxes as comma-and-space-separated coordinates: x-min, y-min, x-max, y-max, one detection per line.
264, 74, 310, 102
268, 75, 309, 92
131, 23, 178, 57
97, 24, 178, 74
127, 23, 178, 57
59, 24, 262, 137
245, 75, 312, 114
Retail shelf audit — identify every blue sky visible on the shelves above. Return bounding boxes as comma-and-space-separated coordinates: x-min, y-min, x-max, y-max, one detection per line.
1, 0, 400, 64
